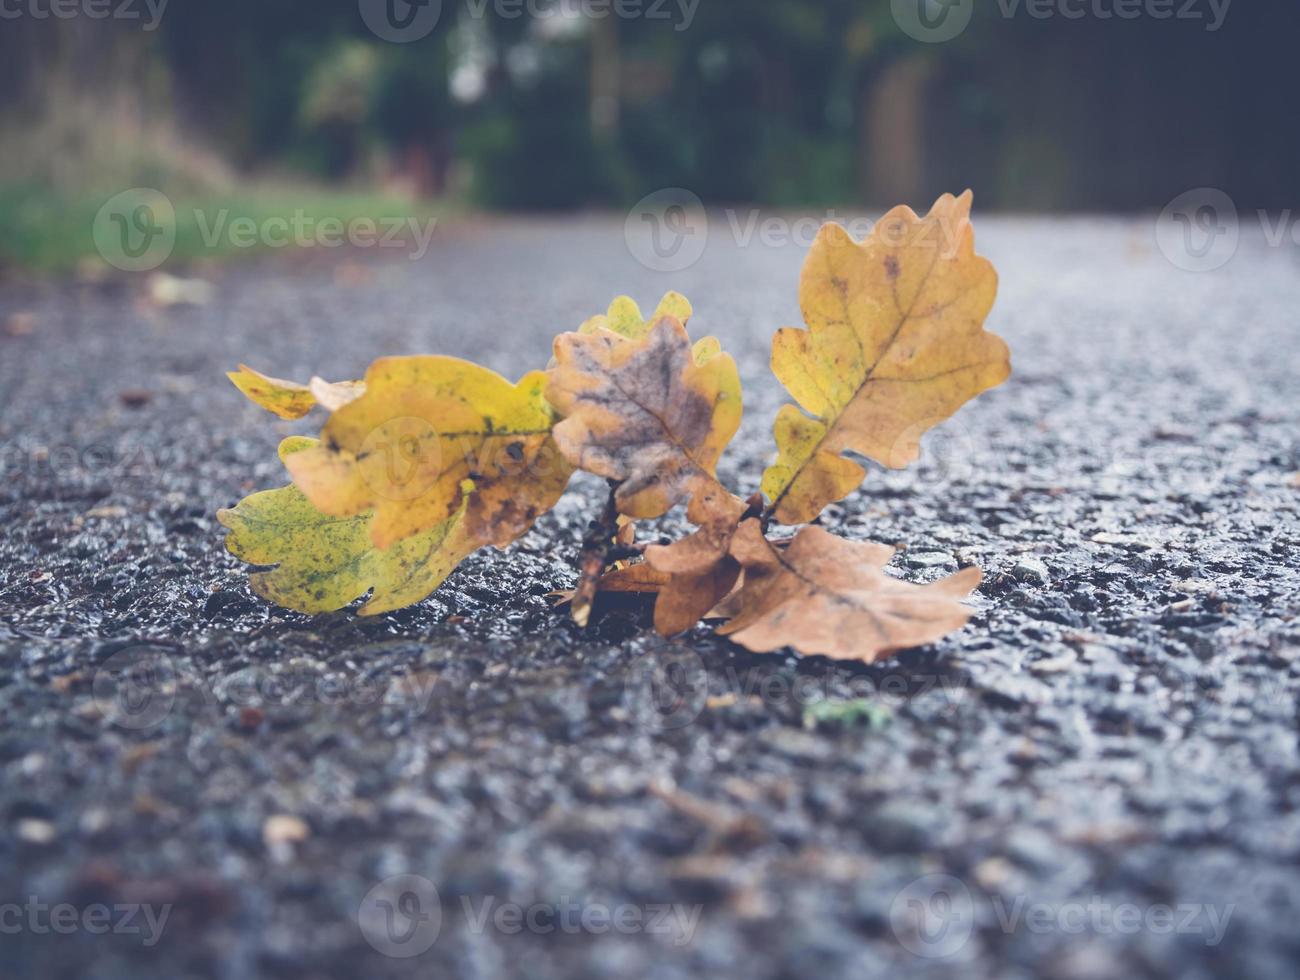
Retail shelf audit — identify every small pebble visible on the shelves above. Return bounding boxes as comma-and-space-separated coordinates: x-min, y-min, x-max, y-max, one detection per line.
263, 815, 310, 846
1012, 557, 1051, 586
903, 551, 958, 571
4, 312, 35, 336
17, 818, 57, 845
1029, 649, 1078, 674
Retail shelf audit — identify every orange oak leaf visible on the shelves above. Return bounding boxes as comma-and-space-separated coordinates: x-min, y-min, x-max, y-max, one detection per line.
763, 191, 1010, 525
716, 519, 982, 662
546, 314, 742, 519
644, 486, 751, 636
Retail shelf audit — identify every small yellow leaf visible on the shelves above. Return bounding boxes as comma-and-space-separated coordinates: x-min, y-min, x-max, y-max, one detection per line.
284, 356, 571, 551
763, 192, 1010, 524
579, 292, 693, 339
228, 364, 363, 419
716, 520, 982, 661
217, 438, 475, 615
546, 314, 742, 519
577, 292, 719, 365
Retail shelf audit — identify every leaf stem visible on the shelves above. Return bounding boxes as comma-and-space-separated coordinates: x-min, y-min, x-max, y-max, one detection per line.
570, 480, 622, 628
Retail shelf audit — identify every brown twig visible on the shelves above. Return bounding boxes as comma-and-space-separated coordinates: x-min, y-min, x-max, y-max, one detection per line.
571, 480, 622, 627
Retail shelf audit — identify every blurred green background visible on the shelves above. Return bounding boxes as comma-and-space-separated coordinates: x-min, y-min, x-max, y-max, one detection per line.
1, 0, 1295, 272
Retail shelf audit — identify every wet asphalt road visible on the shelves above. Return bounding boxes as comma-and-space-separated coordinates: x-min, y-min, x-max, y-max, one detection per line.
0, 212, 1298, 979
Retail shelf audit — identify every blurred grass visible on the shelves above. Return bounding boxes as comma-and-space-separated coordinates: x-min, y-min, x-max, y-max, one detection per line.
0, 183, 453, 275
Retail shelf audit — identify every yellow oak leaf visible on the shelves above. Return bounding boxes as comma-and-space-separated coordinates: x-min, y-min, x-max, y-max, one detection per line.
763, 191, 1011, 524
217, 437, 475, 615
283, 357, 572, 550
546, 314, 742, 519
228, 364, 363, 419
716, 519, 982, 661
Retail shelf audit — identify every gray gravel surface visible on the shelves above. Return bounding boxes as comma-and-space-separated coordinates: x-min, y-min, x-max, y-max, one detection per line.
1, 214, 1298, 979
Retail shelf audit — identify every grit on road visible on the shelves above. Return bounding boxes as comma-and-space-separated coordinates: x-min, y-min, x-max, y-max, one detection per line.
1, 213, 1297, 979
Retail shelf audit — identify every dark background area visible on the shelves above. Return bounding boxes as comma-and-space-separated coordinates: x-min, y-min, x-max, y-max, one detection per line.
1, 0, 1296, 219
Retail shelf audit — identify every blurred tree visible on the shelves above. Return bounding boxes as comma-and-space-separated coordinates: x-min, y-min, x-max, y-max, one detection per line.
373, 44, 457, 197
2, 0, 1296, 212
299, 41, 383, 178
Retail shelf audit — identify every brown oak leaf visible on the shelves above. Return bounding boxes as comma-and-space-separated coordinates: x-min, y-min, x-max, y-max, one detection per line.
716, 519, 981, 661
549, 562, 673, 612
644, 487, 751, 636
545, 314, 742, 519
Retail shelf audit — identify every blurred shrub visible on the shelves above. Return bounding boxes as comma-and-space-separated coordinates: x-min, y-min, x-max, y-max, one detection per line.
460, 42, 624, 210
298, 41, 383, 178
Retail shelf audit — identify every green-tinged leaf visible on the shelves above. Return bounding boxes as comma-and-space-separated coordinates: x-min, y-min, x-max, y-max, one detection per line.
217, 437, 475, 615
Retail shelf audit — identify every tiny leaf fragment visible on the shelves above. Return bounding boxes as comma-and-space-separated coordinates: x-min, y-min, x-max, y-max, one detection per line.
228, 364, 363, 419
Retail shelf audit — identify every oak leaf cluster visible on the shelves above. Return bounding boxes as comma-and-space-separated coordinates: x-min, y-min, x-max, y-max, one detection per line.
219, 192, 1009, 662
